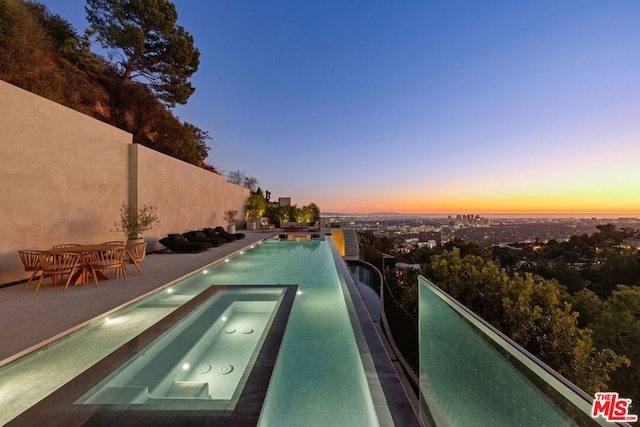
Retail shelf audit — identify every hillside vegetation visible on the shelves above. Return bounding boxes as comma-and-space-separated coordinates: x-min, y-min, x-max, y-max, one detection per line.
0, 0, 214, 171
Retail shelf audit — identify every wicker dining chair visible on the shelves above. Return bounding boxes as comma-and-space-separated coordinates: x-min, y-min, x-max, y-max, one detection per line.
35, 252, 82, 293
18, 249, 44, 290
124, 241, 147, 275
86, 247, 127, 286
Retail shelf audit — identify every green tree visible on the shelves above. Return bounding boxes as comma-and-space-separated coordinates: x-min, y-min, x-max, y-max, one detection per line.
540, 239, 565, 260
571, 288, 603, 329
548, 262, 584, 294
283, 204, 298, 222
86, 0, 200, 106
401, 245, 439, 265
591, 223, 624, 250
442, 238, 489, 259
264, 203, 288, 225
153, 115, 210, 165
492, 246, 518, 270
358, 230, 396, 254
593, 285, 640, 405
567, 234, 595, 261
298, 203, 320, 222
245, 193, 267, 221
600, 254, 640, 288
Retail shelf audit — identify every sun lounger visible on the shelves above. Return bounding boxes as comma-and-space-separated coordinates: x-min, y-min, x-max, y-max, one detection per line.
202, 227, 235, 243
213, 226, 245, 239
182, 230, 226, 247
159, 235, 212, 253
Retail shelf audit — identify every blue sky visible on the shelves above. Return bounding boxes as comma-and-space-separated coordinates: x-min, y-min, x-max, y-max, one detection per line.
38, 1, 640, 215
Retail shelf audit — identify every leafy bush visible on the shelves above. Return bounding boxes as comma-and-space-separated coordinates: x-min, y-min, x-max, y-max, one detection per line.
112, 202, 159, 239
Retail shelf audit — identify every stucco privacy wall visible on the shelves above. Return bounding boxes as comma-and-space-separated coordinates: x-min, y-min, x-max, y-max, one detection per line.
0, 80, 249, 284
0, 81, 131, 285
132, 144, 249, 252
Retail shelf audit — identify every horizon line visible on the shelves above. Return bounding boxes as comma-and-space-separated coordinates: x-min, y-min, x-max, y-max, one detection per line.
321, 211, 640, 219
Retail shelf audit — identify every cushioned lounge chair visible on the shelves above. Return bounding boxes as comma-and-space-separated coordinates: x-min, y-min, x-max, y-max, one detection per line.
183, 230, 226, 247
260, 218, 276, 232
202, 227, 235, 243
214, 226, 245, 240
159, 234, 212, 253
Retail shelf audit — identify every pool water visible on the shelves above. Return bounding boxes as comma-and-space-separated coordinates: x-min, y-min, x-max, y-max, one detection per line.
0, 239, 380, 426
173, 240, 379, 426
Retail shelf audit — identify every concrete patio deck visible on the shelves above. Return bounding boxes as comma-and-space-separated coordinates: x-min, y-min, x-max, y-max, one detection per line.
0, 231, 272, 364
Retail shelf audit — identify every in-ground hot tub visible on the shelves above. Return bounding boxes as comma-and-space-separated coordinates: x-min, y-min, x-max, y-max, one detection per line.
79, 288, 283, 406
13, 285, 297, 425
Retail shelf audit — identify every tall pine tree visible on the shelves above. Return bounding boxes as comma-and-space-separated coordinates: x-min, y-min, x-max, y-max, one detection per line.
86, 0, 200, 106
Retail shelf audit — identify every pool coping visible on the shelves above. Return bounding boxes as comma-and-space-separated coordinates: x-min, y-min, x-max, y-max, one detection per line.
330, 242, 422, 427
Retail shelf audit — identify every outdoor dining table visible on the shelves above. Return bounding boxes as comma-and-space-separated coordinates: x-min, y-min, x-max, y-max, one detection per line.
46, 243, 125, 285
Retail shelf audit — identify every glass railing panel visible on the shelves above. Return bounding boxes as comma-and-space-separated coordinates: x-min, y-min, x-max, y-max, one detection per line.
418, 276, 604, 427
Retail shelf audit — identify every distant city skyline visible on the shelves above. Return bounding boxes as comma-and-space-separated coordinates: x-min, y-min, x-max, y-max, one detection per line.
324, 211, 638, 220
37, 1, 640, 216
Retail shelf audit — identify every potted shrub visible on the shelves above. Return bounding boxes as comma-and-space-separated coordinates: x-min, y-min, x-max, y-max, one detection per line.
224, 209, 238, 234
113, 202, 159, 244
245, 194, 266, 231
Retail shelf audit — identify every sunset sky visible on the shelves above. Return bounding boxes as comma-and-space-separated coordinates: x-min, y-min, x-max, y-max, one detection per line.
40, 1, 640, 216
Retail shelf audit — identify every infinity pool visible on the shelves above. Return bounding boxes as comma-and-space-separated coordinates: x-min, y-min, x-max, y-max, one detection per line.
2, 239, 382, 426
211, 240, 378, 426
